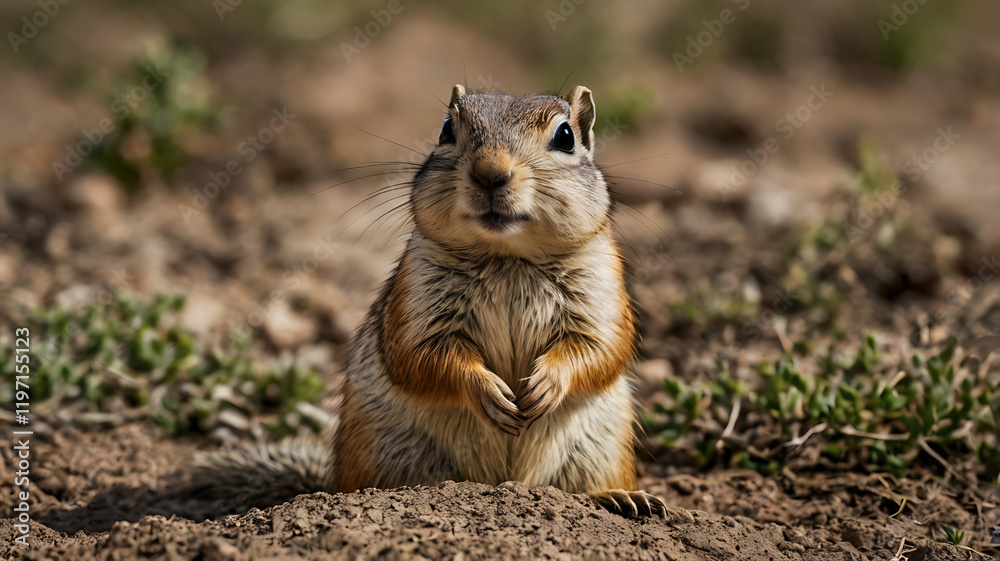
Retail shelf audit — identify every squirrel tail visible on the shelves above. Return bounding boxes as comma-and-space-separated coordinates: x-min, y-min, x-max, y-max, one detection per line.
178, 436, 333, 511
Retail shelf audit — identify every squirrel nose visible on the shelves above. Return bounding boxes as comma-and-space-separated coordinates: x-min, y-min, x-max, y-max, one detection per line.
469, 155, 512, 192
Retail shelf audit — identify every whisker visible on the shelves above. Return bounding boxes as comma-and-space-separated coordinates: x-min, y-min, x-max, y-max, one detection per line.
351, 125, 428, 158
611, 221, 643, 265
600, 152, 671, 170
335, 196, 411, 256
533, 187, 568, 206
612, 196, 673, 241
610, 189, 647, 204
347, 200, 412, 261
556, 66, 576, 97
328, 183, 413, 229
427, 86, 448, 109
368, 194, 414, 243
312, 171, 415, 196
329, 162, 422, 173
374, 208, 415, 267
608, 186, 673, 237
605, 174, 683, 194
355, 200, 410, 249
609, 190, 675, 245
372, 204, 412, 248
611, 203, 675, 263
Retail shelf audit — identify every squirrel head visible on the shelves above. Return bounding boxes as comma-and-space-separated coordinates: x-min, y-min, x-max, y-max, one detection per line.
411, 85, 611, 258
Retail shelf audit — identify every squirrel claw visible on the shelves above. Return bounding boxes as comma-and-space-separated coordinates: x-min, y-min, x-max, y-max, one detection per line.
472, 370, 523, 435
485, 399, 522, 436
516, 367, 565, 426
591, 490, 685, 522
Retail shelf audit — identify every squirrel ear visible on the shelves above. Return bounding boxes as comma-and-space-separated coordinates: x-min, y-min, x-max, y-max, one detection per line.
567, 86, 595, 151
450, 84, 466, 108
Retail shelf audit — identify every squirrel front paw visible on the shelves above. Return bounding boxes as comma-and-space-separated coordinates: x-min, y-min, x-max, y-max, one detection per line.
516, 357, 569, 426
466, 367, 524, 436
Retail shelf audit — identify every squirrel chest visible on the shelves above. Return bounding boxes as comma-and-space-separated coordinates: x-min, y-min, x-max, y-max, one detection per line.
406, 254, 560, 387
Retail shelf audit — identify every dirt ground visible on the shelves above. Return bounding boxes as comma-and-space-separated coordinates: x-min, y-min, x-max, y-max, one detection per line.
0, 424, 991, 560
2, 1, 1000, 559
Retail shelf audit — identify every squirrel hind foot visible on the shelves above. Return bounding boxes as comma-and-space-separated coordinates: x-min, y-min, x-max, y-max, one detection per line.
590, 490, 694, 523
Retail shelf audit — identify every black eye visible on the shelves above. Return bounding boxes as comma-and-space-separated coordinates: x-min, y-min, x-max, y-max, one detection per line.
439, 117, 455, 144
550, 121, 574, 153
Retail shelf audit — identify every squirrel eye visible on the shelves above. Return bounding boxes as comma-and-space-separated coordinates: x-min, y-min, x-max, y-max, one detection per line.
439, 117, 455, 145
550, 121, 574, 153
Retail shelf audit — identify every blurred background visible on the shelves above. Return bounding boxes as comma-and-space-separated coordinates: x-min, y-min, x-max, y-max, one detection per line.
1, 0, 1000, 430
4, 3, 1000, 551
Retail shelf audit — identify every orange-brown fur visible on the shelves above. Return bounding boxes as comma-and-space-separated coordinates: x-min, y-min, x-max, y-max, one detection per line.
382, 261, 471, 401
328, 85, 673, 519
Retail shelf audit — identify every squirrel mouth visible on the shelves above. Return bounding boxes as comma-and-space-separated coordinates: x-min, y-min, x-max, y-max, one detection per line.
475, 210, 528, 232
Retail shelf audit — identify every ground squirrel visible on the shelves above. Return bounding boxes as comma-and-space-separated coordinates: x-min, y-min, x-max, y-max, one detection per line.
189, 85, 676, 520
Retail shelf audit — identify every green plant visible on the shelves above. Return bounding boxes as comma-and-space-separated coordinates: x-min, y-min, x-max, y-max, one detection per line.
648, 335, 999, 483
87, 46, 221, 192
0, 294, 325, 438
595, 86, 654, 133
942, 525, 965, 546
